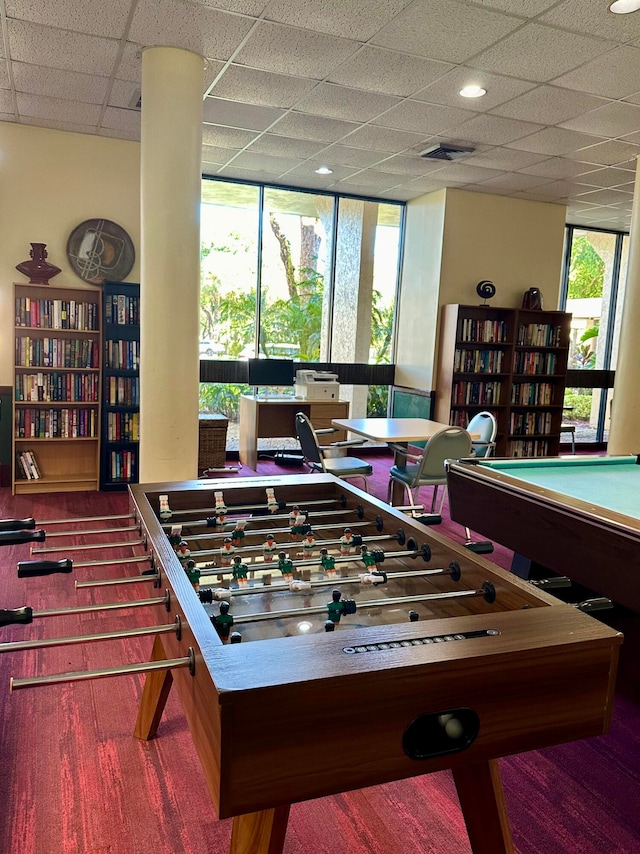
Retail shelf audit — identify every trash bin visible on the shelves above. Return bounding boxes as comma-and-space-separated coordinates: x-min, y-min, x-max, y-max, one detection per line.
198, 414, 229, 473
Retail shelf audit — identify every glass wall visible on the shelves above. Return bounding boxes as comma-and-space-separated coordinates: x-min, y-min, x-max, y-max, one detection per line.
561, 227, 629, 445
199, 178, 405, 449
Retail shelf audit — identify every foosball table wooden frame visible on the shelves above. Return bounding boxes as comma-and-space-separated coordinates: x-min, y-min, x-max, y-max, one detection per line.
127, 473, 621, 854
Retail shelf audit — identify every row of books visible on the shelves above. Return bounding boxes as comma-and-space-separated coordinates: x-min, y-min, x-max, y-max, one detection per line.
454, 348, 506, 373
517, 323, 563, 347
105, 294, 139, 326
15, 449, 42, 480
451, 381, 501, 405
511, 382, 556, 406
509, 411, 554, 435
16, 336, 99, 369
106, 411, 140, 442
514, 351, 558, 375
508, 439, 552, 457
106, 376, 140, 406
15, 407, 98, 439
15, 372, 99, 403
108, 450, 137, 483
456, 318, 509, 343
449, 409, 498, 427
105, 339, 140, 371
15, 297, 99, 331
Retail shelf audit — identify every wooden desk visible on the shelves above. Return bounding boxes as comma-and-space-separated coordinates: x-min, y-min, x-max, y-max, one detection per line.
239, 395, 349, 470
331, 417, 456, 503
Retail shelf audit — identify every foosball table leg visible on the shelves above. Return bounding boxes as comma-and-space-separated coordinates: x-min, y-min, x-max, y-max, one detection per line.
133, 634, 174, 740
452, 759, 513, 854
230, 805, 291, 854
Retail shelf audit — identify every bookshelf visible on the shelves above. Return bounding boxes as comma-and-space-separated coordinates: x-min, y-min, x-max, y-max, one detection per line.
13, 282, 101, 493
100, 281, 140, 490
435, 304, 571, 457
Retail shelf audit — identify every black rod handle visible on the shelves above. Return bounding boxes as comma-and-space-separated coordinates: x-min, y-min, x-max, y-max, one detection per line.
17, 559, 73, 578
0, 530, 46, 546
0, 518, 36, 532
0, 607, 33, 627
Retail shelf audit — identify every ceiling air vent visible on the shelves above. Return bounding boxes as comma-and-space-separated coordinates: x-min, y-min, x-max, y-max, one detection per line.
420, 143, 475, 161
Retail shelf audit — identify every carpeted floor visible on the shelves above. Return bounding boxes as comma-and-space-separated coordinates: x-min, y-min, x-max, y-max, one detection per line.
0, 455, 639, 854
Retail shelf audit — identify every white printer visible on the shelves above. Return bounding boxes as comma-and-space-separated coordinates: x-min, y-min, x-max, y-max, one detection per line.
294, 370, 340, 400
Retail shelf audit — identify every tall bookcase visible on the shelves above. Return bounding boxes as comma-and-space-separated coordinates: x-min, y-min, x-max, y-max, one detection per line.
435, 304, 571, 457
13, 282, 101, 493
100, 281, 140, 490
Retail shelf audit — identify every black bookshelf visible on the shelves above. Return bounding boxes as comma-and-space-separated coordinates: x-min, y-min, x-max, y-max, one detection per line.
100, 281, 140, 490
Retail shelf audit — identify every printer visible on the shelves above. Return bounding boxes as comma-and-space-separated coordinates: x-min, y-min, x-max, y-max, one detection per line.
294, 370, 340, 400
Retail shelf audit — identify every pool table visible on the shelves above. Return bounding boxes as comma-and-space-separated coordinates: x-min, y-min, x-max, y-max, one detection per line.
446, 456, 640, 614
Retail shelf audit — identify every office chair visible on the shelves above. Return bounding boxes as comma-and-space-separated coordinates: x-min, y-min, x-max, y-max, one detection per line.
386, 426, 472, 512
466, 411, 498, 458
295, 412, 373, 492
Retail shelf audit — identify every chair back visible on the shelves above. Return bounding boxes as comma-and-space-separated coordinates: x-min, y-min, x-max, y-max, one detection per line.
466, 411, 497, 458
415, 427, 473, 482
295, 412, 325, 469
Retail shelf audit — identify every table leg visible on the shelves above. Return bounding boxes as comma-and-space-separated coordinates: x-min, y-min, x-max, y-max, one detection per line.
133, 634, 173, 740
229, 805, 291, 854
452, 760, 513, 854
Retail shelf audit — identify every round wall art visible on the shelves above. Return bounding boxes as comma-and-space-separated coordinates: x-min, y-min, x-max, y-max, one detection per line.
67, 219, 135, 285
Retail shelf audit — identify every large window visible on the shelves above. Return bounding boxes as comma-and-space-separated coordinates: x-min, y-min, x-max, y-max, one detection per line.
198, 178, 404, 448
561, 227, 629, 446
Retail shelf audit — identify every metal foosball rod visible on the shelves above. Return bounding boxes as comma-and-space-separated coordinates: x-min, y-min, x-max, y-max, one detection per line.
38, 513, 135, 526
16, 554, 155, 578
76, 572, 160, 589
158, 492, 348, 521
10, 647, 196, 692
0, 617, 181, 654
42, 524, 141, 539
31, 535, 147, 555
162, 504, 373, 532
0, 591, 171, 627
179, 515, 385, 546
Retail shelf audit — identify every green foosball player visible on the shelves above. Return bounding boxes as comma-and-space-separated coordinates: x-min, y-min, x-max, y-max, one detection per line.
211, 601, 234, 640
326, 589, 356, 624
232, 555, 249, 587
184, 559, 201, 591
320, 548, 336, 576
278, 551, 294, 579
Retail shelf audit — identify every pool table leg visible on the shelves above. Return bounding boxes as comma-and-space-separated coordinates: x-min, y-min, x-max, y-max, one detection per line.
453, 760, 513, 854
230, 805, 291, 854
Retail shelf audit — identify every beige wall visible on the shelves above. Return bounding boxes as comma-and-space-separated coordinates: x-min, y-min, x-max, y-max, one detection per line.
0, 122, 140, 386
396, 187, 567, 391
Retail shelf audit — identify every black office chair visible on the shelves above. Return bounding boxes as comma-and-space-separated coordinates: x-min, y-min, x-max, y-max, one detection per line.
295, 412, 373, 492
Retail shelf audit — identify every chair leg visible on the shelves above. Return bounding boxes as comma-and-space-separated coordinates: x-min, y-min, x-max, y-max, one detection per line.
435, 486, 447, 516
430, 485, 439, 513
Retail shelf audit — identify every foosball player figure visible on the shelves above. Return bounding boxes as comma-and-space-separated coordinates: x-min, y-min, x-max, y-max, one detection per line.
168, 525, 183, 551
409, 610, 419, 622
300, 531, 316, 558
214, 491, 227, 527
159, 494, 172, 520
231, 555, 249, 587
320, 548, 336, 577
324, 620, 335, 632
340, 527, 355, 555
262, 534, 278, 562
360, 545, 377, 568
326, 589, 357, 624
278, 551, 295, 579
266, 488, 279, 514
176, 540, 191, 566
289, 506, 307, 540
220, 537, 236, 567
212, 601, 234, 640
231, 519, 247, 547
184, 559, 201, 591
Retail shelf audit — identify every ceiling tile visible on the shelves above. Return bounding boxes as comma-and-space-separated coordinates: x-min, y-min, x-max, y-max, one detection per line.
507, 126, 605, 156
473, 0, 558, 14
99, 126, 140, 141
423, 162, 505, 183
470, 22, 613, 83
264, 0, 408, 41
575, 166, 637, 188
294, 83, 400, 123
564, 138, 640, 166
561, 101, 640, 138
228, 150, 302, 173
371, 99, 476, 135
491, 85, 609, 125
248, 134, 326, 158
6, 0, 133, 40
20, 115, 97, 134
0, 62, 9, 89
575, 187, 634, 207
311, 144, 389, 168
269, 111, 360, 143
281, 162, 359, 181
129, 0, 255, 61
235, 21, 360, 78
0, 90, 14, 111
211, 65, 317, 108
200, 0, 268, 13
449, 114, 544, 146
16, 90, 102, 123
539, 0, 640, 42
463, 147, 549, 171
401, 175, 465, 194
337, 169, 403, 190
367, 154, 445, 177
552, 46, 640, 99
518, 157, 600, 179
202, 123, 258, 147
201, 145, 240, 164
202, 97, 285, 130
101, 105, 141, 131
371, 0, 522, 64
477, 172, 552, 191
12, 61, 110, 104
343, 124, 426, 152
115, 42, 143, 82
108, 79, 141, 109
7, 19, 120, 76
327, 46, 453, 98
413, 68, 536, 111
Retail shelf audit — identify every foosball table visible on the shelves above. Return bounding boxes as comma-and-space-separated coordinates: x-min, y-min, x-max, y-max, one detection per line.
4, 473, 623, 854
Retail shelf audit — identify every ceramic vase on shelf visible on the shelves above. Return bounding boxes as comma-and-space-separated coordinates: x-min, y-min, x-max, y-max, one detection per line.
16, 243, 61, 285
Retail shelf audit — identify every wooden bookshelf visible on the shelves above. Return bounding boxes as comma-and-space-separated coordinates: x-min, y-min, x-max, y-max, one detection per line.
435, 304, 571, 457
13, 282, 102, 493
100, 281, 140, 490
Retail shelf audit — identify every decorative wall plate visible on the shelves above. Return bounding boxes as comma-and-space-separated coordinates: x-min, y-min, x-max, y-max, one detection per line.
67, 219, 135, 285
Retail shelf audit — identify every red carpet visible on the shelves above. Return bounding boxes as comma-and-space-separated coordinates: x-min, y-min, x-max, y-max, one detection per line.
1, 458, 639, 854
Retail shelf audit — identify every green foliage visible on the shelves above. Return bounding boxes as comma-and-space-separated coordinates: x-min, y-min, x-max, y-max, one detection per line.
199, 383, 248, 419
572, 343, 596, 369
367, 385, 389, 417
564, 391, 593, 420
568, 236, 605, 299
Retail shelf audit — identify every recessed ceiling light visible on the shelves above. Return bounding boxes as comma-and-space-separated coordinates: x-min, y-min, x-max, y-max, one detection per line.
315, 165, 333, 175
609, 0, 640, 12
459, 85, 487, 99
